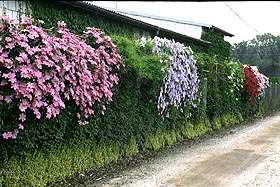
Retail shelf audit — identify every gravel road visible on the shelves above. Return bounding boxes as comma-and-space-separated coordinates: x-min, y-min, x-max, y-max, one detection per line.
87, 114, 280, 187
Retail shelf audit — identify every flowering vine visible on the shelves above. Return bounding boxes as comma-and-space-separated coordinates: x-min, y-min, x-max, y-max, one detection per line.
242, 64, 269, 101
0, 16, 122, 139
139, 36, 199, 117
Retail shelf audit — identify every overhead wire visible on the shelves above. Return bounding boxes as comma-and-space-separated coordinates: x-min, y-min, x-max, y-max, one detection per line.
224, 2, 260, 34
224, 3, 279, 59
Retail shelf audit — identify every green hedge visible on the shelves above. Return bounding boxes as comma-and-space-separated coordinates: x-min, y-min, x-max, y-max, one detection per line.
269, 77, 280, 85
201, 28, 231, 60
0, 112, 247, 187
0, 35, 209, 186
0, 35, 266, 187
194, 53, 246, 120
0, 33, 208, 156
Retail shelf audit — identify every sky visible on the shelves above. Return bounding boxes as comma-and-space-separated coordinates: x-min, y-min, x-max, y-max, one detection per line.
90, 1, 280, 45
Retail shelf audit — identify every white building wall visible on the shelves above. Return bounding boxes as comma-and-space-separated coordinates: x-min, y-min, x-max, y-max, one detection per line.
0, 0, 27, 20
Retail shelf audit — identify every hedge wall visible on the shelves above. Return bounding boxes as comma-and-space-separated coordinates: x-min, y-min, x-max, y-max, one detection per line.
0, 32, 216, 187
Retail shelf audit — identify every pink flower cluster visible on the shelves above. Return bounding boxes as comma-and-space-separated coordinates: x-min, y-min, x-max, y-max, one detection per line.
0, 16, 122, 139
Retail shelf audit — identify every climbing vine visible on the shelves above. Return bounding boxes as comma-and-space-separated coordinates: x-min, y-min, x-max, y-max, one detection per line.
201, 28, 231, 60
242, 64, 269, 101
0, 16, 122, 139
139, 36, 199, 117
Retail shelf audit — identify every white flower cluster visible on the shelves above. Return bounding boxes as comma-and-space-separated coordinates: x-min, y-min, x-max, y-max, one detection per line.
138, 36, 199, 117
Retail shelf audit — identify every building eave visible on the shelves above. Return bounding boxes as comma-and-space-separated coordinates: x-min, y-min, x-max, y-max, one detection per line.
212, 26, 234, 37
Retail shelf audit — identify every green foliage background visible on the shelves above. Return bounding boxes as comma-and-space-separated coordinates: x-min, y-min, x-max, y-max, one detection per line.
231, 33, 280, 77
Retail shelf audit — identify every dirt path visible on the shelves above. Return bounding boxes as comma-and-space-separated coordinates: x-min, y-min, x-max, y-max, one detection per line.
89, 114, 280, 187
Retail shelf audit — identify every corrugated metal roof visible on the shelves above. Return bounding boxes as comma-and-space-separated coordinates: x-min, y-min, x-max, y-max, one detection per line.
105, 7, 211, 28
98, 5, 234, 37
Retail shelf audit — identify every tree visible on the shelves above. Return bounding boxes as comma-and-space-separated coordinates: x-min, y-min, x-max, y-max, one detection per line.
231, 33, 280, 77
